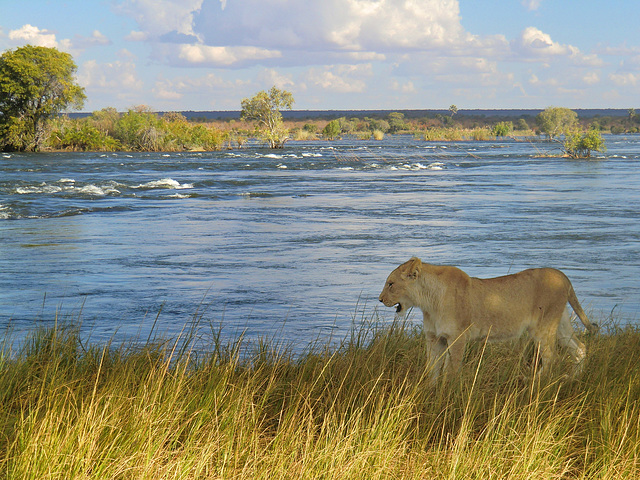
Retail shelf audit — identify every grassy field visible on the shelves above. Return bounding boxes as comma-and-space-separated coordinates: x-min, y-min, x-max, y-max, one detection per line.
0, 315, 639, 479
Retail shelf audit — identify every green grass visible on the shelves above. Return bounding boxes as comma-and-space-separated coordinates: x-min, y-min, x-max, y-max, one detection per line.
1, 315, 639, 479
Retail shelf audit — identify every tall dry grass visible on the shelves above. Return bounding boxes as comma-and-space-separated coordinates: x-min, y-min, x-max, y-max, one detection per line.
0, 314, 639, 478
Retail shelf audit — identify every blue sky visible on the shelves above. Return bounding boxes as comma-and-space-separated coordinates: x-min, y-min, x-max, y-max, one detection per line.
1, 0, 638, 112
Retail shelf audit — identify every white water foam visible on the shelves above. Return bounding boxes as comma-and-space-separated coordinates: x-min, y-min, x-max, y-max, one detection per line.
15, 180, 123, 196
387, 161, 445, 171
0, 204, 11, 219
134, 178, 194, 190
79, 185, 108, 196
16, 184, 63, 194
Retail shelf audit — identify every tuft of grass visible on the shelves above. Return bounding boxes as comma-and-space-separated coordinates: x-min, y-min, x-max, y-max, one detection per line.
0, 315, 639, 478
470, 127, 492, 141
372, 129, 385, 141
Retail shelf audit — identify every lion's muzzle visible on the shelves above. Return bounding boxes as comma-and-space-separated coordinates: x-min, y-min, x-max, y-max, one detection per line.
379, 293, 402, 314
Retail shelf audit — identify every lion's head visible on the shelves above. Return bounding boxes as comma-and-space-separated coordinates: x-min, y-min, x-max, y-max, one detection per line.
378, 257, 422, 315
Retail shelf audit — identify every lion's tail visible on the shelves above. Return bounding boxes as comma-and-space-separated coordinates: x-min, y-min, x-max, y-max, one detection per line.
568, 284, 599, 334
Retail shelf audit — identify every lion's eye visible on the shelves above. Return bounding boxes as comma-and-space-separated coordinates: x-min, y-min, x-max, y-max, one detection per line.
388, 282, 394, 288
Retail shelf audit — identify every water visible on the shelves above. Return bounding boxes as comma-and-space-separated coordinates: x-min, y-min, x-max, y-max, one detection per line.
1, 136, 639, 349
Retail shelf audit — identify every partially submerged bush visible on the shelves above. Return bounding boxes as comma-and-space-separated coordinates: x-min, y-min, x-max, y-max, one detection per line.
563, 128, 607, 158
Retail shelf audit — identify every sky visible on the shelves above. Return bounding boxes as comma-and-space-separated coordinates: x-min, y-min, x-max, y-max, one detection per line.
0, 0, 639, 112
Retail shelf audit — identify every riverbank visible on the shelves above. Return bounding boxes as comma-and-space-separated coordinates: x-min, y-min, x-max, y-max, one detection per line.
1, 317, 639, 478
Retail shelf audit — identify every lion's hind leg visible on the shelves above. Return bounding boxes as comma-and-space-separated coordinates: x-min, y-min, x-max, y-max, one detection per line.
529, 311, 561, 376
557, 307, 587, 375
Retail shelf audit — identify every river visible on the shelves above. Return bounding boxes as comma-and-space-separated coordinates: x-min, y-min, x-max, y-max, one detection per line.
1, 135, 639, 350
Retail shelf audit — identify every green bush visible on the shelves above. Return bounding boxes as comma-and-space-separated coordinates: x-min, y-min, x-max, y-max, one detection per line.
563, 128, 607, 158
49, 119, 119, 151
113, 108, 166, 151
493, 121, 513, 137
470, 128, 492, 141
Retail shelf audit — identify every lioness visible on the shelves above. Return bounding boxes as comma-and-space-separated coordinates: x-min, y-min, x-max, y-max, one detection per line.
379, 257, 597, 381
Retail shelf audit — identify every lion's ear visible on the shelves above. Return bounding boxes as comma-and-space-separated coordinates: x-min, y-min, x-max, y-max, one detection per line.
404, 257, 422, 279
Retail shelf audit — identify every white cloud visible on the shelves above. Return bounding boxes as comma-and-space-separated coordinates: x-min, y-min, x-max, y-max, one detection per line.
114, 0, 204, 40
518, 27, 564, 55
528, 73, 559, 87
154, 86, 183, 100
344, 51, 386, 62
339, 0, 467, 50
71, 30, 112, 49
177, 44, 282, 66
78, 54, 143, 92
391, 80, 416, 93
7, 24, 112, 56
151, 73, 250, 108
513, 27, 602, 66
302, 64, 372, 93
114, 0, 513, 78
9, 24, 59, 48
107, 0, 635, 109
256, 69, 295, 90
583, 72, 600, 85
609, 72, 638, 86
118, 0, 473, 58
126, 31, 148, 42
521, 0, 543, 11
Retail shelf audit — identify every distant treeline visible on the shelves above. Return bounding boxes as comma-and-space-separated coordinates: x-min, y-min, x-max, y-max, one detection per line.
45, 106, 637, 152
69, 108, 637, 122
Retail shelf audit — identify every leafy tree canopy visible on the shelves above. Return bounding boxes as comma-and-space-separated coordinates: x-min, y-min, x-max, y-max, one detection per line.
241, 86, 294, 148
387, 112, 408, 133
0, 45, 86, 151
536, 107, 577, 140
322, 119, 341, 140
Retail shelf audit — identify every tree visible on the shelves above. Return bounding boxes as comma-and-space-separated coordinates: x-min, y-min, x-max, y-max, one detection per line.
449, 104, 458, 118
515, 118, 530, 131
322, 119, 341, 140
240, 86, 294, 148
365, 117, 390, 133
387, 112, 408, 133
0, 45, 86, 151
536, 107, 578, 140
628, 108, 636, 122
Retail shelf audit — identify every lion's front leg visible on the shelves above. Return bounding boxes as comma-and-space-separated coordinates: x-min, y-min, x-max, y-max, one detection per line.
424, 331, 448, 385
443, 334, 466, 377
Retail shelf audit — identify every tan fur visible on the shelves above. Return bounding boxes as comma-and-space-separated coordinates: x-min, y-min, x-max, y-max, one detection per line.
379, 257, 597, 382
